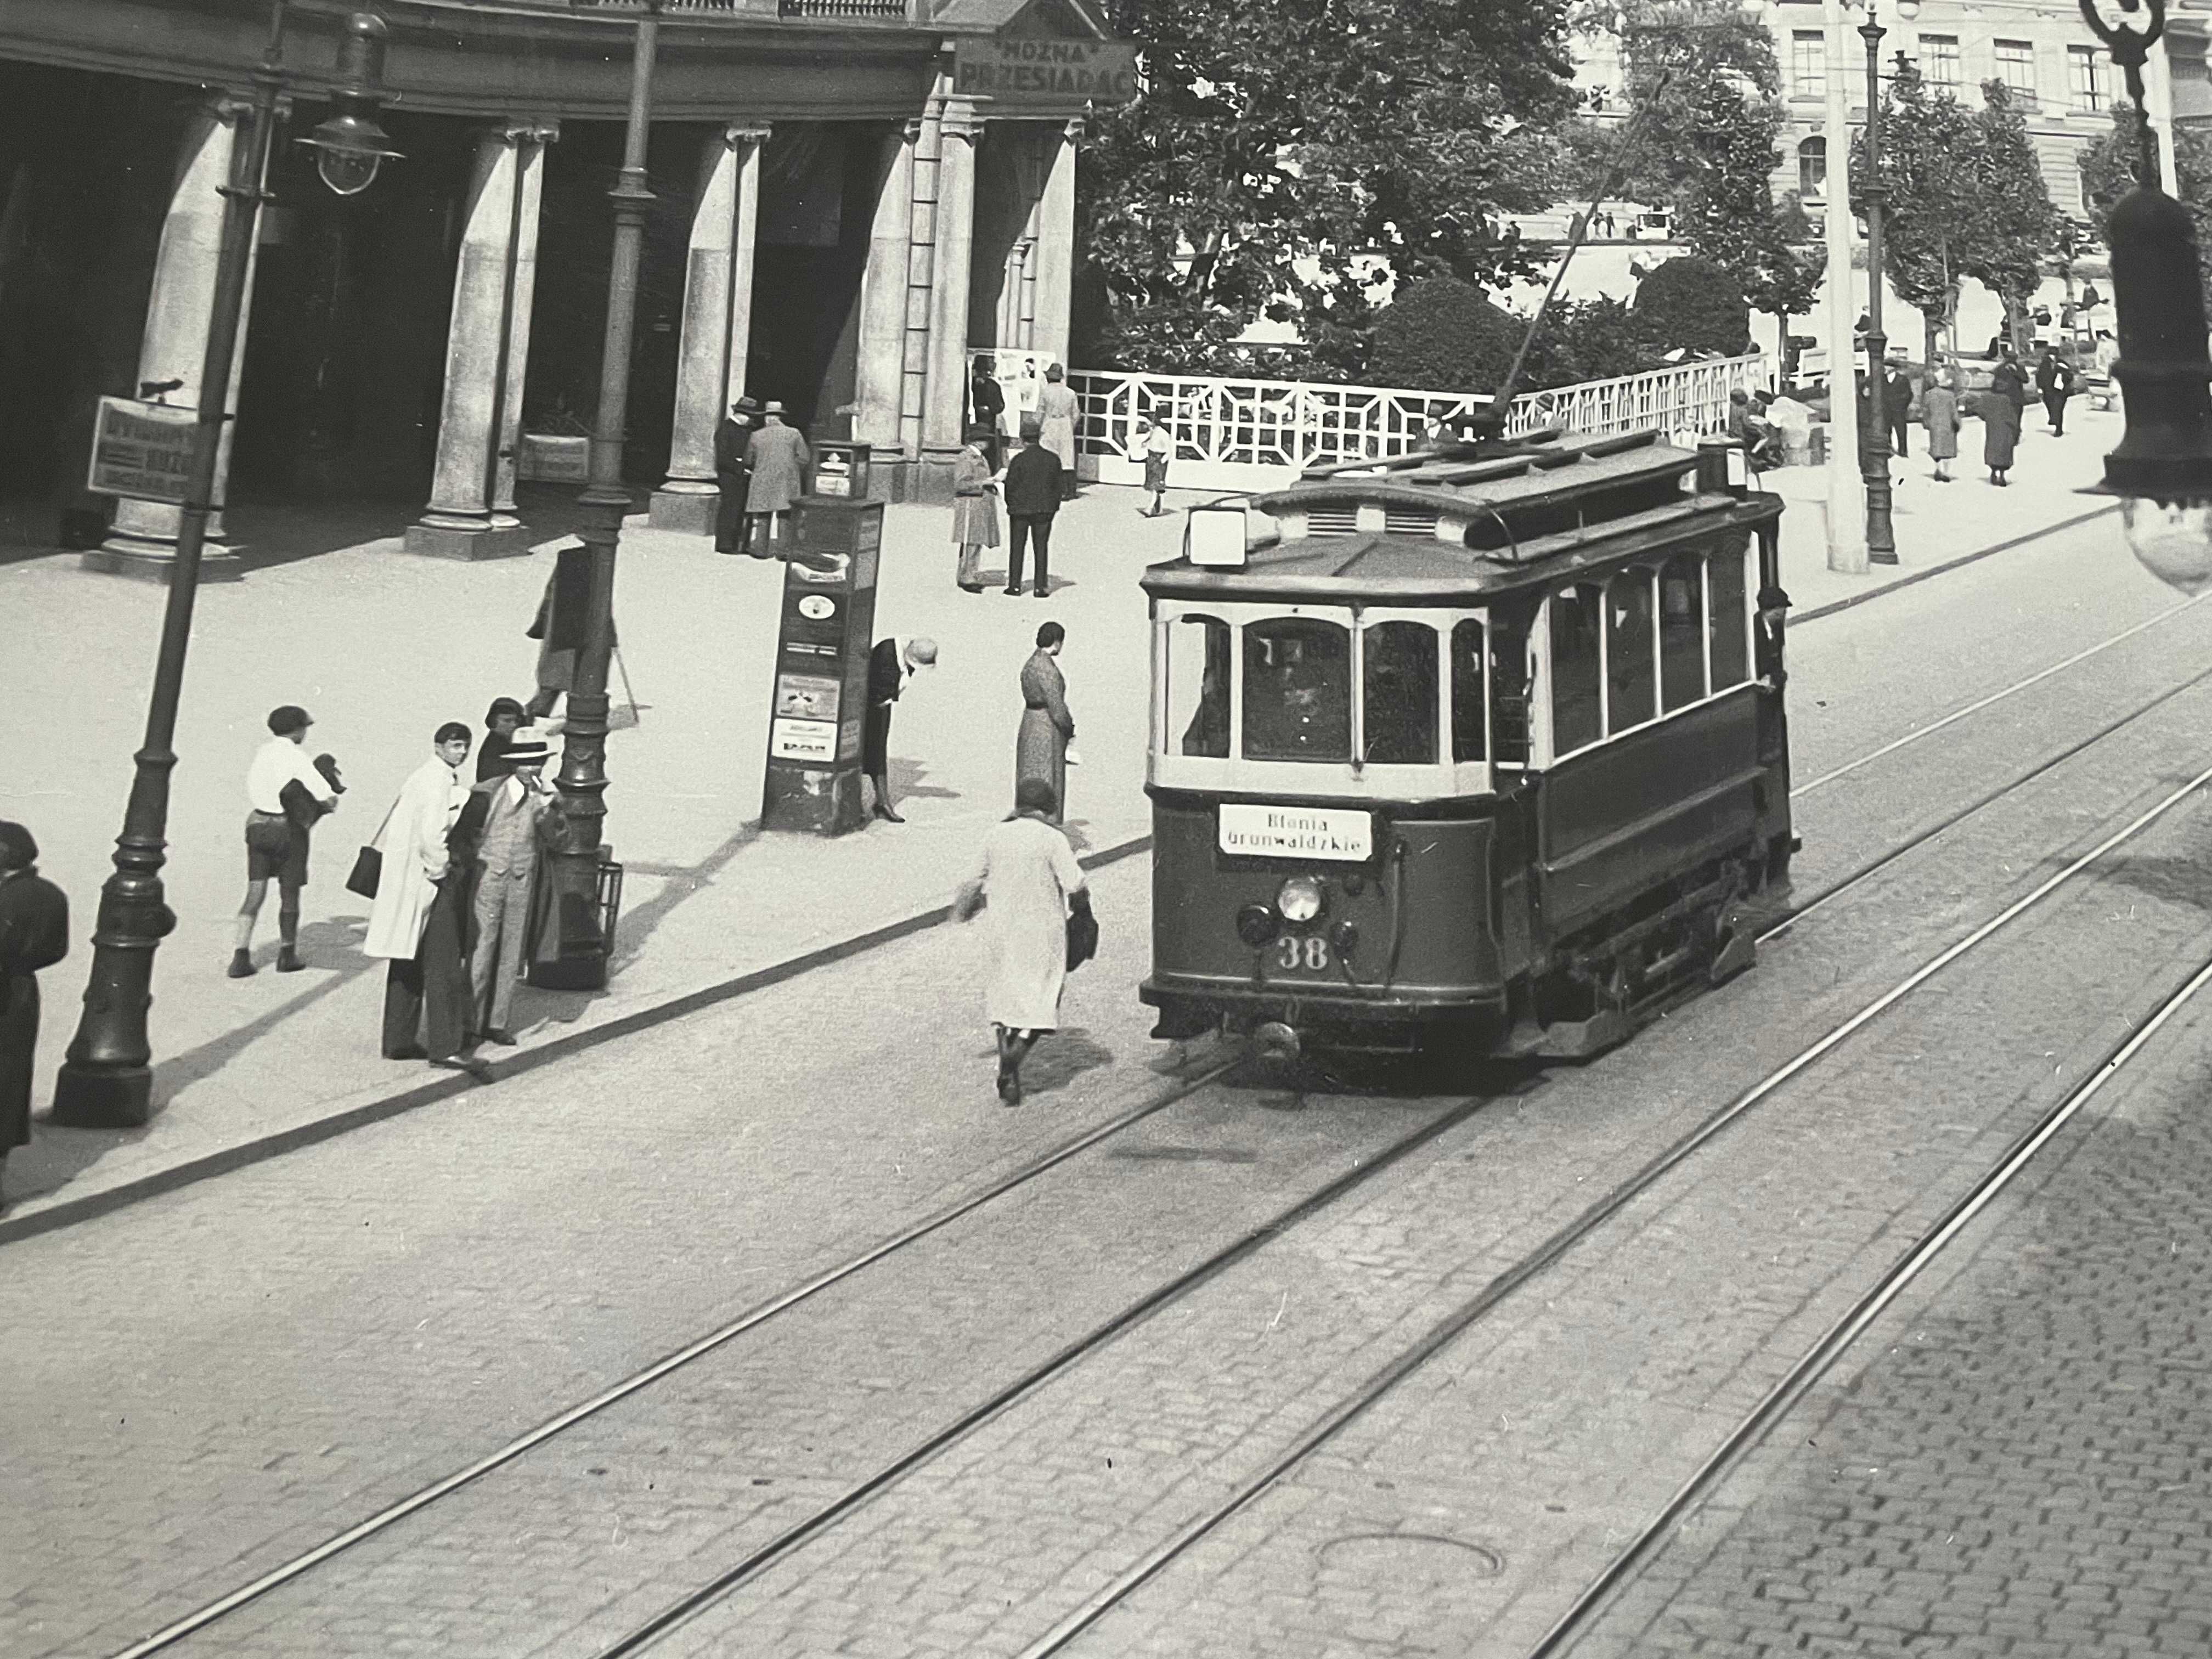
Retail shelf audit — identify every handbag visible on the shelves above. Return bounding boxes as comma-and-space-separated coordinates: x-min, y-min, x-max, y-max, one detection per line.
1065, 892, 1098, 973
346, 797, 401, 901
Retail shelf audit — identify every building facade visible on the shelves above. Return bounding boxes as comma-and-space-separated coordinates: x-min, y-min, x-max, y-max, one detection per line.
0, 0, 1116, 577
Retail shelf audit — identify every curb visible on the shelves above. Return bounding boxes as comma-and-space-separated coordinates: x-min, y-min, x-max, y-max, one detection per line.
0, 834, 1155, 1248
1792, 504, 2119, 627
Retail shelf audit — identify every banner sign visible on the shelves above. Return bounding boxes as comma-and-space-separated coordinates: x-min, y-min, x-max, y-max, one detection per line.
88, 397, 196, 505
953, 38, 1139, 106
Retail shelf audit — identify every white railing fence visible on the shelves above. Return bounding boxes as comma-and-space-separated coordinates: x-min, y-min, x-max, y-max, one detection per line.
1050, 354, 1775, 493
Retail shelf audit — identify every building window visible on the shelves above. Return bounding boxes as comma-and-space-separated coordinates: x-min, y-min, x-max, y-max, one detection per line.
1792, 31, 1826, 100
2069, 45, 2108, 112
1798, 136, 1827, 199
1995, 40, 2037, 104
1921, 33, 1961, 88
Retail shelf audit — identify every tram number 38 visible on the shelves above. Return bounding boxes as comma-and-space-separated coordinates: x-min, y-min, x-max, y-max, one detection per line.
1276, 935, 1330, 972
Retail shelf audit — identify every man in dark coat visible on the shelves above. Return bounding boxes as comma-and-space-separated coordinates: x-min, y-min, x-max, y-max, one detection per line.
1001, 416, 1063, 599
713, 395, 761, 556
862, 636, 938, 823
2035, 347, 2076, 436
1881, 362, 1914, 457
525, 543, 615, 720
0, 822, 68, 1201
969, 356, 1006, 471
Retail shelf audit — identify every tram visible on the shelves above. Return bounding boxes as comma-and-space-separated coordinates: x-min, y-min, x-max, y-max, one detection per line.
1139, 426, 1794, 1062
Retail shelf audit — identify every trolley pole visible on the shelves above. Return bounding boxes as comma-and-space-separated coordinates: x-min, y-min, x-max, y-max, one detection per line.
1822, 0, 1867, 575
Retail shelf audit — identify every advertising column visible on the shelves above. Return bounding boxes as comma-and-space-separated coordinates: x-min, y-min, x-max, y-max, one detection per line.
761, 498, 884, 834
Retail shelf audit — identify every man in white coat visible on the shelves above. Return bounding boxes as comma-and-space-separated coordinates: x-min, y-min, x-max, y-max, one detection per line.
365, 722, 478, 1069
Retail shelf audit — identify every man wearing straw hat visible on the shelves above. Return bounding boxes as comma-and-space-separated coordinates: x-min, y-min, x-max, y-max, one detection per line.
463, 727, 555, 1045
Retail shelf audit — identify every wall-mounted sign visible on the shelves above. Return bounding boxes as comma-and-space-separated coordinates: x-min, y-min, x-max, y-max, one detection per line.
88, 397, 196, 505
953, 38, 1139, 107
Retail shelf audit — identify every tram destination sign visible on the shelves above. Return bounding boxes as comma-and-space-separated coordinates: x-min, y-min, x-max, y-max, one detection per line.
952, 38, 1139, 107
88, 397, 196, 505
1218, 804, 1373, 862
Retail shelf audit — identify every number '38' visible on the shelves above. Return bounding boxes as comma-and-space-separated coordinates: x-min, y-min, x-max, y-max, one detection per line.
1277, 935, 1330, 972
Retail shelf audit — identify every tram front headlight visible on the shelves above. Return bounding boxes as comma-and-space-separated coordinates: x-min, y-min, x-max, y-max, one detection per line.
1277, 875, 1327, 924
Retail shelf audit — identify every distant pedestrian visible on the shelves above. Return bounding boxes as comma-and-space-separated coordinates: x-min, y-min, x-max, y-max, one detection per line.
1017, 621, 1077, 823
969, 356, 1006, 471
2036, 347, 2076, 436
1985, 352, 2025, 485
365, 723, 480, 1071
2093, 329, 2120, 377
1126, 415, 1172, 516
862, 636, 938, 823
231, 703, 342, 978
744, 400, 811, 548
1882, 362, 1913, 457
464, 727, 553, 1046
476, 696, 528, 783
1038, 364, 1080, 502
1002, 417, 1063, 599
526, 543, 594, 721
952, 425, 1001, 593
0, 822, 67, 1203
714, 394, 761, 556
951, 777, 1090, 1107
1922, 370, 1960, 483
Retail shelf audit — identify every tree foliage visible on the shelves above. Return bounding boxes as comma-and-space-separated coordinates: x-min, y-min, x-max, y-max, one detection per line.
1632, 255, 1751, 352
1367, 278, 1526, 391
1079, 0, 1581, 375
1958, 82, 2064, 342
1849, 59, 1981, 361
2080, 105, 2212, 315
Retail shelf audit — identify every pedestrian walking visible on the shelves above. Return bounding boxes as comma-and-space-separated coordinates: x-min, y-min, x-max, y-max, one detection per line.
952, 426, 1001, 592
862, 635, 939, 823
464, 727, 553, 1046
1002, 417, 1063, 598
1882, 361, 1914, 457
1037, 363, 1080, 502
0, 822, 67, 1205
526, 543, 603, 721
744, 400, 811, 549
1126, 414, 1172, 516
1922, 369, 1960, 483
231, 703, 342, 978
1985, 351, 2025, 486
951, 778, 1091, 1107
714, 394, 761, 556
969, 357, 1006, 471
365, 722, 481, 1071
2036, 347, 2076, 436
1016, 620, 1076, 823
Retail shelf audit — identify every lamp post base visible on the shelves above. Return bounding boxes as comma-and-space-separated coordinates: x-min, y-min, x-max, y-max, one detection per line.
49, 1063, 155, 1129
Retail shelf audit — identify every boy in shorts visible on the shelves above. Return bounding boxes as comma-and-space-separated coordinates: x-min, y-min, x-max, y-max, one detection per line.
1127, 414, 1173, 517
232, 704, 343, 977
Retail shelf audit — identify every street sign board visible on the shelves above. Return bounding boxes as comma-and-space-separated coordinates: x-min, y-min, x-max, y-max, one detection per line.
87, 397, 196, 505
952, 38, 1138, 107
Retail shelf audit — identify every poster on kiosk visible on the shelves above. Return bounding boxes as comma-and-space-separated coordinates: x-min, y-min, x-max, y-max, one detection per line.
760, 496, 884, 836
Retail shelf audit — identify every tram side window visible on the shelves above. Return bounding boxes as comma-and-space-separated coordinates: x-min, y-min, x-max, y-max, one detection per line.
1363, 621, 1438, 764
1549, 584, 1604, 756
1708, 541, 1751, 690
1243, 618, 1352, 761
1166, 615, 1231, 757
1659, 552, 1707, 712
1607, 570, 1657, 733
1490, 611, 1533, 764
1451, 619, 1487, 763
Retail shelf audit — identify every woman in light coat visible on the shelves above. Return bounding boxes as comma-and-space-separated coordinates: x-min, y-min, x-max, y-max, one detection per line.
1037, 364, 1080, 502
953, 777, 1090, 1104
365, 723, 477, 1068
1922, 370, 1960, 483
1015, 620, 1075, 823
951, 426, 1001, 592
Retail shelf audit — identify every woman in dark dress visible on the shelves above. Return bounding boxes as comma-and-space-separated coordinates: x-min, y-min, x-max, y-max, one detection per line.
0, 822, 69, 1204
1015, 622, 1076, 823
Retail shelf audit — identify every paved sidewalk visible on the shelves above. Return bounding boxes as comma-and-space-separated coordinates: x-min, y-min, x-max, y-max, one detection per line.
0, 414, 2122, 1237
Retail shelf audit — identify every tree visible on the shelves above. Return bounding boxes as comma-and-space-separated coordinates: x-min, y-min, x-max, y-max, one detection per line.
1959, 82, 2063, 351
1850, 58, 1980, 365
1081, 0, 1582, 375
1633, 255, 1751, 353
2080, 104, 2212, 317
1367, 278, 1526, 391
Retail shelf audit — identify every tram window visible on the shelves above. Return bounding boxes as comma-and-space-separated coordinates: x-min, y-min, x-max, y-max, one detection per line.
1709, 543, 1750, 689
1549, 584, 1603, 756
1364, 621, 1438, 764
1166, 615, 1231, 757
1243, 618, 1352, 761
1451, 619, 1487, 763
1659, 552, 1706, 711
1490, 611, 1532, 764
1607, 570, 1657, 733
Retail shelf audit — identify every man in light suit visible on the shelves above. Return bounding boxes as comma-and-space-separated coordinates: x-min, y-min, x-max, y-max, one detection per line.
463, 729, 555, 1045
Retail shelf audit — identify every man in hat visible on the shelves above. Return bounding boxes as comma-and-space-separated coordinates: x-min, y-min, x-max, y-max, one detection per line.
0, 821, 67, 1204
744, 400, 811, 551
232, 703, 343, 978
462, 726, 555, 1045
969, 354, 1006, 471
1001, 416, 1063, 597
863, 636, 938, 823
713, 394, 761, 556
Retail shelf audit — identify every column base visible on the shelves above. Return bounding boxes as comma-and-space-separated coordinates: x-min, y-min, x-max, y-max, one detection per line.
404, 520, 535, 561
49, 1063, 154, 1128
912, 446, 963, 505
82, 532, 245, 583
648, 486, 719, 535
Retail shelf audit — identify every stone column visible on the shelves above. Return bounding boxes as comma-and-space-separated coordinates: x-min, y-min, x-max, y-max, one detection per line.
898, 110, 939, 471
650, 123, 769, 532
92, 99, 270, 582
406, 122, 554, 561
1032, 119, 1079, 370
853, 122, 917, 478
918, 97, 980, 500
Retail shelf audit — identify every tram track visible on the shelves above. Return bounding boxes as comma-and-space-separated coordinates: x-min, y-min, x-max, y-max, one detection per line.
103, 641, 2212, 1657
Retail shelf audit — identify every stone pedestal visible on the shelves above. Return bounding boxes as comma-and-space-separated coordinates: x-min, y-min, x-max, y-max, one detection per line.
650, 123, 769, 534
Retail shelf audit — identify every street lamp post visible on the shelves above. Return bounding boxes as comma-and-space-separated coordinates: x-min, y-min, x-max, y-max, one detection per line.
1858, 1, 1898, 564
537, 3, 661, 991
52, 4, 400, 1127
1821, 0, 1867, 573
